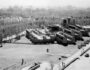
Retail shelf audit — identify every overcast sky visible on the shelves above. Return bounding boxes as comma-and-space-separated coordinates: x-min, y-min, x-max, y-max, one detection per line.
0, 0, 90, 8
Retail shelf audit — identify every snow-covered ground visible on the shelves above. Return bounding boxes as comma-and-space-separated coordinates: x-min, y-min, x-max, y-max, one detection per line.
0, 36, 89, 70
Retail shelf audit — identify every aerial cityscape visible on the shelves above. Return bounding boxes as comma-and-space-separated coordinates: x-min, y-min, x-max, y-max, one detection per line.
0, 0, 90, 70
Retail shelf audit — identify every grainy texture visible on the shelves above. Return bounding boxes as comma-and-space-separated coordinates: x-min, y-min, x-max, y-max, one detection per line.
0, 36, 89, 70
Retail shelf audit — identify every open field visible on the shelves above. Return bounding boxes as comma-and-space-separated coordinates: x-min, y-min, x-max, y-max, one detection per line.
0, 36, 90, 70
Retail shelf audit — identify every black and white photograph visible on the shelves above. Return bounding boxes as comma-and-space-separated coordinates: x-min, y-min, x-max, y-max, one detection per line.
0, 0, 90, 70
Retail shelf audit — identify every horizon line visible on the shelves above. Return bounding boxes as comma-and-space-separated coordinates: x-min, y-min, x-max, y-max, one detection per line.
0, 5, 90, 9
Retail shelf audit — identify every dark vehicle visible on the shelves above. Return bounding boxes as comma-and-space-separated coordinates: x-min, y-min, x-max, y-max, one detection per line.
46, 25, 76, 43
63, 28, 76, 40
48, 24, 82, 40
36, 29, 55, 43
57, 31, 76, 45
46, 25, 62, 34
63, 32, 76, 44
56, 32, 68, 46
75, 25, 89, 36
68, 25, 83, 40
26, 29, 45, 44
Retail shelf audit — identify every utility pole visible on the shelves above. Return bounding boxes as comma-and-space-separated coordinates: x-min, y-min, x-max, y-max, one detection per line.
0, 34, 3, 47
